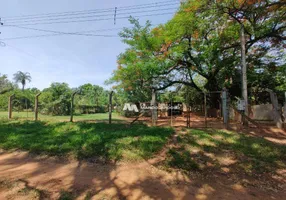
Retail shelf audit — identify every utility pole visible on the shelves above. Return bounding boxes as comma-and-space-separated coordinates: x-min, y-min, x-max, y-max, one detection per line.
240, 24, 248, 125
0, 18, 5, 47
0, 18, 3, 32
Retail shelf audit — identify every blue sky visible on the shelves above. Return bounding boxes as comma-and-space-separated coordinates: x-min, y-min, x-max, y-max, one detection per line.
0, 0, 179, 90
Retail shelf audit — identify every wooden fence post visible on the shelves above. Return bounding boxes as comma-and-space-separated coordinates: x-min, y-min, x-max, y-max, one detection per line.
8, 94, 15, 120
34, 93, 41, 121
70, 91, 78, 122
109, 91, 114, 124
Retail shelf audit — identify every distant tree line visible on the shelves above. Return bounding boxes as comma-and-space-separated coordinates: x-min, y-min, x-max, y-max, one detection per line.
0, 72, 109, 115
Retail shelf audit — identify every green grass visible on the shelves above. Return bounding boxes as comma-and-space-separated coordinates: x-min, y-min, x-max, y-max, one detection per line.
165, 129, 286, 175
0, 111, 123, 122
0, 120, 173, 161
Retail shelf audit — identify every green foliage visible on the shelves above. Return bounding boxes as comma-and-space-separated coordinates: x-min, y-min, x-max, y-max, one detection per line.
0, 120, 173, 161
39, 83, 110, 116
0, 74, 15, 94
109, 18, 160, 103
39, 83, 72, 115
159, 85, 203, 105
76, 84, 109, 113
110, 0, 285, 104
0, 79, 110, 115
0, 88, 39, 111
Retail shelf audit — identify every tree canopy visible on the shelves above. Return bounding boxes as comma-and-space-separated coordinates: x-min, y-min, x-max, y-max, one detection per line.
0, 74, 14, 95
109, 0, 286, 104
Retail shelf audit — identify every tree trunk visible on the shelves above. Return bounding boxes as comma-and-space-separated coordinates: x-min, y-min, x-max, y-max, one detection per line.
240, 24, 249, 124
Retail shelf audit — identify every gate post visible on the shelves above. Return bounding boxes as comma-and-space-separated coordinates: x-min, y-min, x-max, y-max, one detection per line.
34, 93, 41, 121
222, 88, 229, 129
8, 94, 15, 120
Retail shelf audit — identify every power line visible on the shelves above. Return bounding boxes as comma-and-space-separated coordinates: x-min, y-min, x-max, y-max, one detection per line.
2, 0, 180, 20
2, 12, 176, 26
2, 26, 120, 40
1, 33, 118, 41
1, 23, 163, 41
3, 7, 178, 25
3, 2, 179, 23
2, 33, 76, 40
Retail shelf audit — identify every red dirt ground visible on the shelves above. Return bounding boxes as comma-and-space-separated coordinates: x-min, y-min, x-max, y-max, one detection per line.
1, 114, 285, 199
0, 147, 285, 200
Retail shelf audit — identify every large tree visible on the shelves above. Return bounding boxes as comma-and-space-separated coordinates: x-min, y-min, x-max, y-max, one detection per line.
110, 0, 285, 104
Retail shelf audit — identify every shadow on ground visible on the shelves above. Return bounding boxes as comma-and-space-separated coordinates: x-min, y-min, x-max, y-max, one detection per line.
0, 120, 285, 199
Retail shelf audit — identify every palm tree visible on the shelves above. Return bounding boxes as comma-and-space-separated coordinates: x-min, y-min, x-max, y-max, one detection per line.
13, 71, 32, 91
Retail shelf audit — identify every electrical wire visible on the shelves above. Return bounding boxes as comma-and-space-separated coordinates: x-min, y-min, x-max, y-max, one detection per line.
2, 0, 180, 20
3, 2, 179, 23
1, 23, 164, 41
2, 12, 176, 26
2, 26, 119, 39
4, 7, 178, 25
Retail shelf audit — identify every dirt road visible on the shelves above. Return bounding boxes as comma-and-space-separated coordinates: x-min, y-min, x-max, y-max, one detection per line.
0, 151, 285, 200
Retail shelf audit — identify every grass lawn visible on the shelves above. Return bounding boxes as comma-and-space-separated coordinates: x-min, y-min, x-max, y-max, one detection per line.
0, 111, 123, 122
0, 120, 173, 161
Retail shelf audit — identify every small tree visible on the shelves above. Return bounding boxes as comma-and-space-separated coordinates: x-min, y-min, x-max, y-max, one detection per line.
0, 74, 14, 94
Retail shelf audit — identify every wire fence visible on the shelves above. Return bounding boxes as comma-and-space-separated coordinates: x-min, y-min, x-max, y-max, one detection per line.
1, 89, 285, 129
